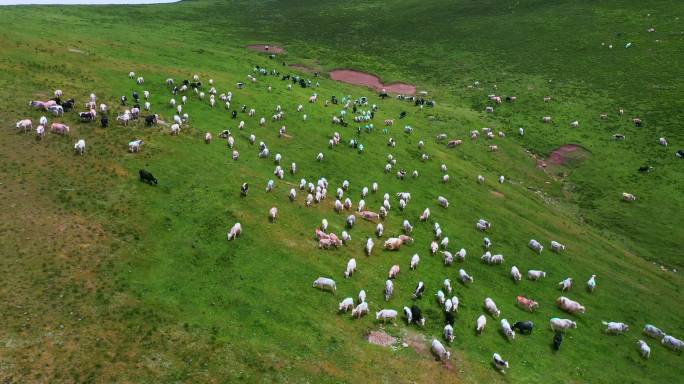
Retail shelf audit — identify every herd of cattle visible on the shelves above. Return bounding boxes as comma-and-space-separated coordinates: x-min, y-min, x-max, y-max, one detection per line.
13, 62, 682, 373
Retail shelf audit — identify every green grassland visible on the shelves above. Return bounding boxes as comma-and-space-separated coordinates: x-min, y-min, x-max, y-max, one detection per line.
0, 1, 683, 383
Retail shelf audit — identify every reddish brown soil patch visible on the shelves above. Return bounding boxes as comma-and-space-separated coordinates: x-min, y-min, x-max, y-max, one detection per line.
330, 69, 416, 94
367, 330, 397, 347
403, 330, 429, 357
246, 44, 285, 54
545, 144, 590, 166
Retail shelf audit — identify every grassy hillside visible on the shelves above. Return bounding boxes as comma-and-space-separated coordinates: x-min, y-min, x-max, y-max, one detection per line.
0, 1, 682, 383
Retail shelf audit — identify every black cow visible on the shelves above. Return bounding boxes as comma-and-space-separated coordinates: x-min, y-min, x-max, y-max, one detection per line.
231, 110, 237, 119
379, 92, 389, 99
172, 86, 179, 95
399, 111, 407, 119
79, 111, 95, 122
240, 105, 247, 112
410, 305, 424, 326
62, 98, 75, 111
505, 96, 513, 102
445, 311, 455, 326
182, 79, 190, 86
282, 74, 290, 81
553, 331, 564, 350
512, 321, 534, 335
100, 115, 109, 128
676, 150, 684, 158
120, 95, 127, 105
638, 165, 653, 173
145, 114, 158, 127
139, 169, 158, 185
240, 183, 249, 196
132, 91, 139, 101
219, 130, 230, 138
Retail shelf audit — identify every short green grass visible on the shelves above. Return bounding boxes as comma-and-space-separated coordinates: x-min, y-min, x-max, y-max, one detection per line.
0, 1, 682, 383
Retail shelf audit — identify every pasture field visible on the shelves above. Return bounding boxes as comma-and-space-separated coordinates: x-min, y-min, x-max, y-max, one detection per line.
0, 1, 683, 383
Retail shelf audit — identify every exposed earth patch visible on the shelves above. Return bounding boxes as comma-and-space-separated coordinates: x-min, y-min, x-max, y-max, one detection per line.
330, 69, 416, 94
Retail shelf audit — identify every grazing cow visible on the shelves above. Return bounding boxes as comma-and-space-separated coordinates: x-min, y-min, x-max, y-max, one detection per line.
430, 241, 438, 255
677, 150, 684, 158
511, 266, 522, 282
139, 169, 157, 185
232, 150, 239, 160
447, 140, 462, 148
436, 290, 445, 305
603, 321, 629, 334
15, 119, 32, 132
387, 264, 401, 279
384, 280, 394, 301
542, 116, 552, 123
365, 237, 374, 256
339, 297, 354, 312
444, 324, 455, 342
637, 340, 651, 358
50, 123, 70, 135
512, 321, 533, 335
643, 324, 665, 339
352, 302, 369, 318
360, 211, 380, 221
227, 223, 242, 240
557, 296, 585, 314
145, 114, 158, 127
412, 281, 425, 299
550, 240, 566, 252
570, 120, 579, 128
312, 277, 336, 293
459, 269, 474, 284
204, 132, 213, 144
527, 270, 546, 281
550, 318, 577, 332
376, 309, 398, 323
35, 125, 45, 139
438, 196, 449, 208
100, 115, 109, 128
73, 139, 86, 155
501, 319, 515, 340
240, 183, 249, 197
48, 105, 64, 116
633, 118, 642, 127
659, 137, 668, 146
443, 279, 452, 295
410, 305, 426, 326
516, 296, 539, 312
431, 339, 450, 361
269, 207, 278, 222
476, 315, 487, 335
455, 248, 466, 262
622, 192, 636, 201
529, 239, 543, 254
358, 290, 367, 304
485, 298, 501, 318
558, 277, 573, 291
661, 335, 684, 351
170, 124, 181, 135
553, 331, 564, 350
128, 139, 143, 153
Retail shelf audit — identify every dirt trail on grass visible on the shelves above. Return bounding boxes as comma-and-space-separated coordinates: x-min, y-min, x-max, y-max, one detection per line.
246, 44, 285, 53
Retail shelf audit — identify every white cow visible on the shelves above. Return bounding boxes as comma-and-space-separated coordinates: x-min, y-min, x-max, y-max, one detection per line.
438, 196, 449, 208
550, 318, 577, 332
431, 339, 451, 361
227, 223, 242, 240
352, 302, 369, 318
459, 269, 474, 284
527, 270, 546, 281
365, 237, 374, 256
312, 277, 336, 293
410, 254, 420, 270
492, 353, 509, 373
558, 277, 573, 291
551, 240, 566, 252
269, 207, 278, 222
643, 324, 665, 339
511, 266, 522, 282
476, 314, 487, 334
501, 319, 515, 340
636, 340, 651, 358
444, 324, 455, 342
587, 274, 597, 292
339, 298, 354, 312
661, 335, 684, 351
73, 139, 86, 155
484, 298, 501, 318
603, 321, 629, 334
376, 309, 398, 323
529, 239, 543, 254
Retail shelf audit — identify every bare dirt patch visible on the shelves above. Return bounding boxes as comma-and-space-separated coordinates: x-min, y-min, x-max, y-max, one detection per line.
289, 63, 318, 73
403, 330, 429, 357
540, 144, 590, 167
330, 69, 416, 94
367, 330, 397, 347
246, 44, 285, 54
491, 191, 505, 198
